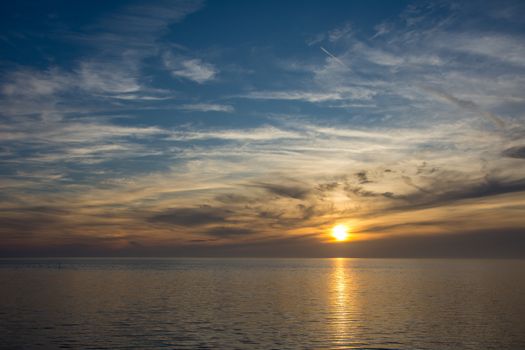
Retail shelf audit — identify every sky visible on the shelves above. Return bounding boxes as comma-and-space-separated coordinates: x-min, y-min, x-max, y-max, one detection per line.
1, 0, 525, 257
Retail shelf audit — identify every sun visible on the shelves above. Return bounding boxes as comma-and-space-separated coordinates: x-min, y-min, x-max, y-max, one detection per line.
331, 224, 350, 241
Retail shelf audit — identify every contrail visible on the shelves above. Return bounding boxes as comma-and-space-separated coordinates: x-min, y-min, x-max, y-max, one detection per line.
320, 46, 350, 70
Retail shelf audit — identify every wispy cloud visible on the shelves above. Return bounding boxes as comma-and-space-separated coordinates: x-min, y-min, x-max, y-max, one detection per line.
327, 21, 353, 42
307, 21, 353, 45
163, 52, 218, 83
422, 87, 506, 127
0, 0, 204, 110
241, 85, 376, 103
169, 126, 300, 141
79, 61, 141, 94
179, 103, 234, 112
437, 33, 525, 67
241, 90, 344, 102
1, 68, 72, 98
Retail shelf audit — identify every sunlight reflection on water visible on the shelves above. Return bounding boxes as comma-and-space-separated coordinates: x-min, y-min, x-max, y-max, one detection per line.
1, 258, 524, 349
330, 258, 352, 347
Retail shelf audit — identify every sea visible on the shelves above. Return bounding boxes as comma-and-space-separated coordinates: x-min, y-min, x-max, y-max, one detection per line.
1, 258, 524, 349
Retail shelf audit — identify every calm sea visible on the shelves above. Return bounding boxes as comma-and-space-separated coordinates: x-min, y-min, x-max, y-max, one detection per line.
0, 258, 524, 349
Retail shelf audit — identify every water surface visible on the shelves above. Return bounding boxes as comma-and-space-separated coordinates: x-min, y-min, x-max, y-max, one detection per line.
1, 258, 524, 349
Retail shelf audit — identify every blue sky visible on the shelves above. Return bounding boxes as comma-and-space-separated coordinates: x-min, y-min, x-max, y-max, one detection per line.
1, 0, 525, 257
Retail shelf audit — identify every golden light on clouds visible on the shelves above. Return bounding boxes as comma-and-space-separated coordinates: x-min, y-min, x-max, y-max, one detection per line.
331, 224, 350, 242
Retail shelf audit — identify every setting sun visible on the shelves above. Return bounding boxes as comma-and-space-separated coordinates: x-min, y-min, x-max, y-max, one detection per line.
331, 224, 350, 241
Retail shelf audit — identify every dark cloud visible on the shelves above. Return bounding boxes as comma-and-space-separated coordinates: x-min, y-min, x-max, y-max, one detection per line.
402, 175, 432, 194
253, 205, 328, 231
0, 206, 69, 235
377, 177, 525, 215
204, 227, 256, 237
453, 178, 525, 199
364, 220, 450, 234
344, 184, 396, 199
255, 182, 311, 199
149, 206, 230, 226
316, 182, 339, 192
382, 192, 396, 199
344, 185, 378, 197
3, 206, 71, 215
355, 171, 371, 184
297, 204, 316, 220
258, 210, 283, 219
416, 177, 525, 204
128, 240, 143, 248
338, 164, 525, 215
214, 193, 251, 204
0, 216, 59, 236
416, 161, 438, 175
502, 146, 525, 159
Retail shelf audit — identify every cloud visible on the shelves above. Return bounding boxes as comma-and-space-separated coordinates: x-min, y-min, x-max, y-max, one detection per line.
254, 182, 311, 200
1, 68, 72, 98
328, 21, 353, 42
427, 177, 525, 204
39, 122, 166, 143
240, 85, 375, 104
0, 0, 204, 116
0, 60, 147, 106
149, 206, 231, 226
215, 193, 251, 204
441, 33, 525, 67
163, 53, 218, 83
241, 90, 344, 102
316, 181, 339, 193
75, 0, 204, 94
307, 21, 352, 44
502, 146, 525, 159
112, 94, 172, 101
375, 173, 525, 214
0, 119, 169, 166
179, 103, 234, 112
79, 61, 141, 94
423, 87, 505, 127
0, 123, 151, 145
169, 126, 300, 141
352, 42, 404, 67
79, 0, 204, 49
371, 22, 393, 39
204, 226, 256, 237
0, 216, 60, 236
355, 171, 371, 184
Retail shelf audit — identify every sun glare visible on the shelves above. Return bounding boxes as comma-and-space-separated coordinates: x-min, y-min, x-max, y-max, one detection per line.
331, 224, 350, 241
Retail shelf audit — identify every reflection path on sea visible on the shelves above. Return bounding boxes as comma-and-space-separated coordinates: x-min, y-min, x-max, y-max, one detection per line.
330, 258, 353, 348
1, 258, 524, 349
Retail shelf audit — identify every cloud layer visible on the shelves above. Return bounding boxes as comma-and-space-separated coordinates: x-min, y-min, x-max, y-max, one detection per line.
1, 0, 524, 257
